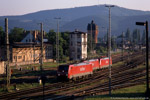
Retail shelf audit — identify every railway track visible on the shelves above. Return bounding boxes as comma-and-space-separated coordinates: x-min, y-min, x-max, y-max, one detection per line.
25, 54, 147, 99
43, 56, 145, 97
0, 51, 146, 100
47, 62, 149, 100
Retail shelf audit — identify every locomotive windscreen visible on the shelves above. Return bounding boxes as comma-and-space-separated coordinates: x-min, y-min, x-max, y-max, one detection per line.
58, 65, 69, 72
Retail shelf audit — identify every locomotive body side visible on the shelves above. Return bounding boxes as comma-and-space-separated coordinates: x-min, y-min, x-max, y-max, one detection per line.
84, 59, 100, 71
68, 63, 93, 79
99, 57, 112, 68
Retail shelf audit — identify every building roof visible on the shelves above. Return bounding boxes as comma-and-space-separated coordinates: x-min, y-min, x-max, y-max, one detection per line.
12, 42, 51, 48
70, 30, 87, 34
21, 30, 48, 43
87, 20, 98, 30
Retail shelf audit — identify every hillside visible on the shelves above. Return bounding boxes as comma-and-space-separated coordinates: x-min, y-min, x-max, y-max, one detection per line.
0, 5, 150, 37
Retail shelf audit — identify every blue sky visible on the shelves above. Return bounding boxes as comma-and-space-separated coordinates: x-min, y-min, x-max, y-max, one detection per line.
0, 0, 150, 16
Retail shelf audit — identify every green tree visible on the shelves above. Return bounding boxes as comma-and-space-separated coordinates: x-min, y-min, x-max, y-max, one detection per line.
132, 29, 140, 44
9, 27, 24, 43
142, 30, 146, 45
61, 32, 69, 57
46, 30, 69, 62
126, 28, 131, 42
46, 30, 56, 59
111, 35, 117, 50
0, 26, 5, 45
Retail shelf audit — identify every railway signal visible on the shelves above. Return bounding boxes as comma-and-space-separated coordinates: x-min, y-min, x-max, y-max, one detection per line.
136, 21, 150, 99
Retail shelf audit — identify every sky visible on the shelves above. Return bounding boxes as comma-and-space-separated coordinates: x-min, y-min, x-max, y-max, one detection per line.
0, 0, 150, 16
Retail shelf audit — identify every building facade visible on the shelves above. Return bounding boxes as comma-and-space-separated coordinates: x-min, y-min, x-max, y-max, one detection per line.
0, 61, 4, 74
69, 30, 87, 60
0, 30, 53, 66
87, 20, 99, 43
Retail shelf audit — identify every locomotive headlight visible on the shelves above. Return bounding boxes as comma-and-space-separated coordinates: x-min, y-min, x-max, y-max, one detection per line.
58, 74, 60, 76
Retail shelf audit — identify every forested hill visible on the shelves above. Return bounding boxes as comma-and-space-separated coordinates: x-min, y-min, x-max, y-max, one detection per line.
0, 5, 150, 37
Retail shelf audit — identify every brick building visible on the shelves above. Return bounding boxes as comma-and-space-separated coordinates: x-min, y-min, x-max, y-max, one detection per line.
87, 20, 99, 43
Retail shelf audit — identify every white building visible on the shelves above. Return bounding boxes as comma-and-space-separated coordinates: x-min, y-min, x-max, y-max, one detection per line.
69, 30, 87, 60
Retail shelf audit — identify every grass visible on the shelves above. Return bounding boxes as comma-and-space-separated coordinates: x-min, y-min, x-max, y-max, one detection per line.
112, 61, 124, 67
85, 61, 149, 100
15, 82, 39, 90
11, 62, 60, 70
85, 84, 149, 100
0, 83, 40, 93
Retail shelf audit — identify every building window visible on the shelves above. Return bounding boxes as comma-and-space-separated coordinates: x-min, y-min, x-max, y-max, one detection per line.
77, 42, 81, 46
77, 55, 80, 59
18, 56, 22, 59
26, 39, 28, 42
77, 48, 81, 53
14, 56, 17, 60
77, 34, 81, 38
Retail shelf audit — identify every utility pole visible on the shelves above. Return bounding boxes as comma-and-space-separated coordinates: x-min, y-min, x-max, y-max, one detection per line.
39, 23, 46, 100
33, 44, 35, 65
122, 32, 124, 61
107, 29, 109, 57
40, 23, 43, 72
145, 21, 150, 99
54, 17, 61, 63
105, 5, 114, 96
5, 18, 10, 91
136, 21, 149, 100
91, 21, 93, 58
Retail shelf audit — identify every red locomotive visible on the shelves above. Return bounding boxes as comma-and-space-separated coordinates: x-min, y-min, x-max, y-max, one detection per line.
84, 59, 99, 71
57, 56, 112, 80
99, 57, 112, 68
57, 62, 93, 80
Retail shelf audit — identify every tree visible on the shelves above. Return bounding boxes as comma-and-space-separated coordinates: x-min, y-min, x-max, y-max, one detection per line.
111, 35, 117, 50
46, 30, 69, 62
125, 28, 131, 42
9, 27, 24, 43
132, 29, 140, 44
46, 30, 56, 59
142, 30, 146, 45
0, 26, 5, 45
61, 32, 69, 57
